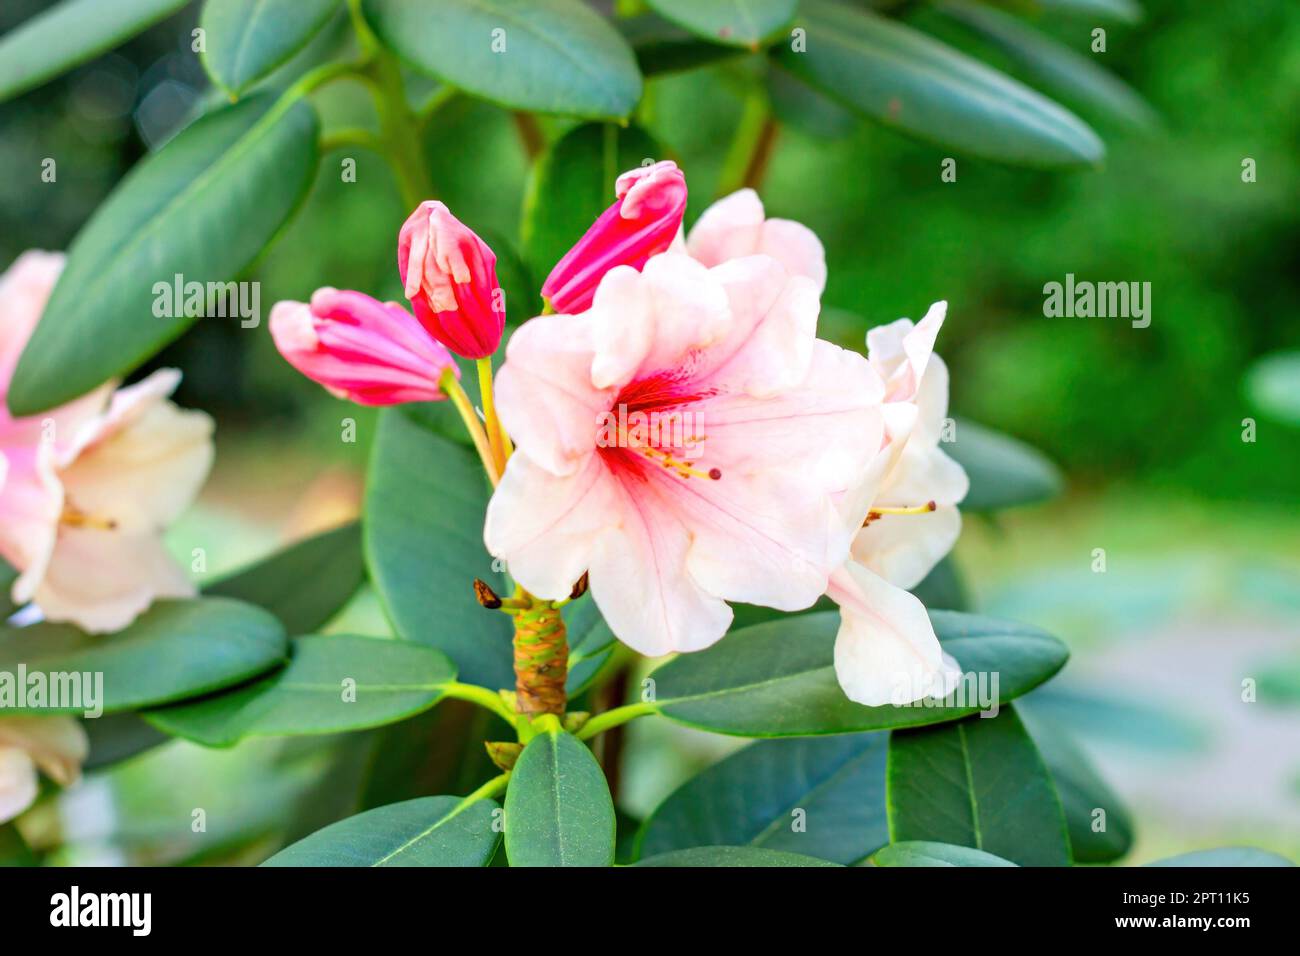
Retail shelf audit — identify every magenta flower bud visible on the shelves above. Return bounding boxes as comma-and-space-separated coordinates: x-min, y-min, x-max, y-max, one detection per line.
270, 287, 457, 406
541, 160, 688, 315
398, 201, 504, 359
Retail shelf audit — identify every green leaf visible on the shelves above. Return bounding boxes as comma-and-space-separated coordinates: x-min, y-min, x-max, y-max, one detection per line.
909, 555, 969, 611
82, 713, 169, 770
948, 418, 1063, 510
637, 733, 889, 864
772, 0, 1103, 167
940, 1, 1157, 132
645, 0, 795, 49
263, 794, 500, 866
1019, 707, 1133, 863
7, 94, 319, 416
0, 824, 36, 867
768, 64, 858, 140
872, 840, 1016, 867
650, 610, 1067, 737
204, 521, 365, 635
1030, 0, 1143, 24
0, 598, 286, 714
564, 594, 617, 695
886, 705, 1071, 866
504, 726, 615, 866
362, 0, 642, 120
145, 634, 457, 746
200, 0, 342, 97
522, 122, 664, 291
0, 559, 17, 619
617, 14, 746, 76
1246, 350, 1300, 426
364, 408, 513, 689
634, 846, 840, 866
1146, 848, 1295, 867
0, 0, 189, 105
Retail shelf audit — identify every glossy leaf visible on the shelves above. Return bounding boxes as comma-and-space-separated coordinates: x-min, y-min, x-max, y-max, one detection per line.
0, 598, 286, 714
772, 0, 1103, 167
1019, 706, 1133, 863
887, 705, 1071, 866
645, 0, 795, 49
82, 713, 169, 770
948, 418, 1063, 510
0, 0, 189, 104
941, 1, 1157, 131
505, 727, 615, 866
362, 0, 642, 120
617, 14, 745, 76
364, 408, 513, 689
651, 610, 1068, 737
872, 840, 1017, 867
200, 0, 342, 97
263, 794, 500, 866
7, 95, 319, 416
637, 733, 889, 864
1033, 0, 1143, 24
204, 521, 365, 635
1146, 848, 1295, 867
145, 634, 456, 746
634, 846, 839, 866
522, 122, 665, 292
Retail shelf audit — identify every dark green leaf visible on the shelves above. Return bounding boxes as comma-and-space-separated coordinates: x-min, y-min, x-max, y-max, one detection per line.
637, 733, 889, 863
1146, 848, 1295, 867
872, 840, 1016, 866
941, 1, 1157, 132
947, 418, 1063, 510
362, 0, 642, 120
565, 594, 616, 695
1030, 0, 1143, 24
618, 14, 746, 76
505, 726, 615, 866
651, 610, 1067, 737
0, 824, 36, 866
204, 521, 365, 635
887, 705, 1071, 866
634, 846, 839, 866
82, 713, 169, 770
263, 794, 500, 866
768, 64, 858, 140
909, 555, 969, 611
1019, 707, 1133, 863
8, 95, 319, 416
0, 598, 286, 714
145, 634, 457, 746
200, 0, 342, 97
645, 0, 795, 49
364, 408, 513, 689
773, 0, 1103, 167
0, 559, 17, 619
0, 0, 189, 104
522, 122, 665, 291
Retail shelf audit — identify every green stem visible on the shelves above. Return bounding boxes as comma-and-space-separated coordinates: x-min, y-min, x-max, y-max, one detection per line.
576, 701, 656, 741
476, 358, 506, 472
440, 367, 499, 485
715, 86, 773, 199
442, 681, 516, 724
319, 126, 384, 153
454, 773, 509, 811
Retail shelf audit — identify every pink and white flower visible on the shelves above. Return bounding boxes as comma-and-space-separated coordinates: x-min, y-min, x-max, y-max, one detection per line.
685, 188, 827, 293
485, 252, 883, 656
0, 251, 213, 633
270, 287, 458, 406
829, 303, 969, 706
0, 716, 87, 824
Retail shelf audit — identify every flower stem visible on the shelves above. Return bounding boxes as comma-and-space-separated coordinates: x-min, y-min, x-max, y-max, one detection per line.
576, 701, 656, 741
511, 598, 569, 717
476, 358, 507, 473
715, 86, 777, 199
440, 367, 499, 486
453, 773, 509, 812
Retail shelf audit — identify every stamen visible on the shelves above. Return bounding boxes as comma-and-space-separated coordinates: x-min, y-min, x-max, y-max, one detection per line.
633, 443, 720, 480
863, 500, 936, 526
60, 504, 117, 531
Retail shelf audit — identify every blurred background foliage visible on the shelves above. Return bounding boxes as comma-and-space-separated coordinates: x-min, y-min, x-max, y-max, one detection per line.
1, 0, 1297, 865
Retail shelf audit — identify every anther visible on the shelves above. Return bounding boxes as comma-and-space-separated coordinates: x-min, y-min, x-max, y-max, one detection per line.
473, 578, 502, 609
569, 571, 589, 600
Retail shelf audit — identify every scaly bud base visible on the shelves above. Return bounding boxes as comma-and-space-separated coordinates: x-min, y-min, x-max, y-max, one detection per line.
512, 599, 568, 717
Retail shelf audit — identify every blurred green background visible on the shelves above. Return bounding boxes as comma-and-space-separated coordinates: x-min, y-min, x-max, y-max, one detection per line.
1, 0, 1297, 864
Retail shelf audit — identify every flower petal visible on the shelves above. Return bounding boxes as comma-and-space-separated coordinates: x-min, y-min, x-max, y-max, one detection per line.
852, 505, 962, 591
828, 561, 961, 706
0, 747, 37, 824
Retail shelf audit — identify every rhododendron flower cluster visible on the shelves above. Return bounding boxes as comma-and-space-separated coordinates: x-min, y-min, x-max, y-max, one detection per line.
269, 161, 968, 711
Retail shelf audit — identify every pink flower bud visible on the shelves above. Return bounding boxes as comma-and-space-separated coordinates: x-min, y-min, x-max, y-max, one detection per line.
541, 160, 687, 315
398, 201, 504, 359
270, 287, 457, 406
